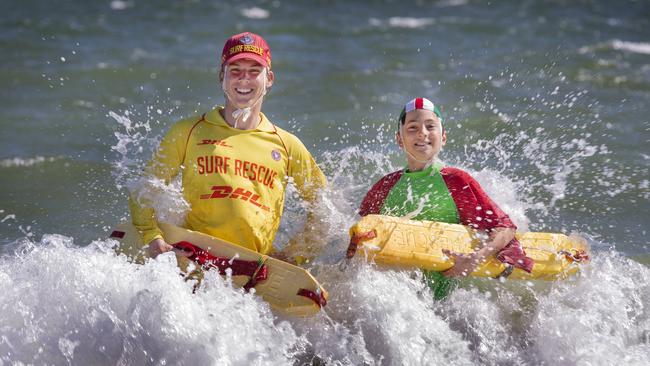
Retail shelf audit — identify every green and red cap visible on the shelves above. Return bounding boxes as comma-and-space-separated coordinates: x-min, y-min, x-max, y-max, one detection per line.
398, 97, 443, 126
221, 32, 272, 68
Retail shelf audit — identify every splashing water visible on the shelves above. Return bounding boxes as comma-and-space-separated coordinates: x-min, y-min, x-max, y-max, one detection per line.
2, 74, 649, 365
3, 0, 650, 363
109, 110, 190, 226
0, 236, 304, 365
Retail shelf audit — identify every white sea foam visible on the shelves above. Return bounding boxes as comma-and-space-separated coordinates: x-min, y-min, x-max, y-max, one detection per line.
388, 17, 435, 28
0, 214, 16, 223
129, 174, 189, 226
579, 39, 650, 55
437, 0, 469, 6
309, 264, 475, 365
110, 0, 132, 11
531, 253, 650, 365
610, 40, 650, 55
368, 18, 382, 27
4, 233, 647, 365
241, 7, 270, 19
0, 235, 303, 365
109, 110, 189, 225
471, 168, 530, 231
0, 156, 60, 168
368, 17, 435, 28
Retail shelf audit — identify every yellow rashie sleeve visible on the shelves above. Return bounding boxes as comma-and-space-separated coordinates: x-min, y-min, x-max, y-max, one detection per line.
128, 118, 195, 245
288, 138, 327, 202
280, 134, 328, 262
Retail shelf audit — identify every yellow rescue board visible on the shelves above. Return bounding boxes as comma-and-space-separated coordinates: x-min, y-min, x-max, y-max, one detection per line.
110, 222, 327, 317
349, 215, 590, 280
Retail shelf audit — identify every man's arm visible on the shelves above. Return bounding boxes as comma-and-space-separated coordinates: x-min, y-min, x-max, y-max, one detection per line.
276, 136, 327, 264
129, 121, 188, 256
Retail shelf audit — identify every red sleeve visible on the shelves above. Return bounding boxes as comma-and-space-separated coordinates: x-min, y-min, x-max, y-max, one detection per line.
440, 167, 516, 231
442, 167, 533, 272
358, 170, 403, 217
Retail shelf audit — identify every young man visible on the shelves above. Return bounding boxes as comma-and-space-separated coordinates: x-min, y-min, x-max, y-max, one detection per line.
358, 97, 533, 299
130, 32, 327, 261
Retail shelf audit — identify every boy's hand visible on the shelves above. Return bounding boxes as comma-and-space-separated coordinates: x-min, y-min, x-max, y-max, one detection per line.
442, 249, 479, 277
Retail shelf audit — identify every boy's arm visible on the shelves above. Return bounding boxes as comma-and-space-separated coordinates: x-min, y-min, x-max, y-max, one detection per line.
443, 227, 515, 277
358, 171, 403, 217
441, 168, 517, 276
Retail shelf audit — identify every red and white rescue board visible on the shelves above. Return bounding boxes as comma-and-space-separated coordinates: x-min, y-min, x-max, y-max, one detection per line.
110, 222, 327, 317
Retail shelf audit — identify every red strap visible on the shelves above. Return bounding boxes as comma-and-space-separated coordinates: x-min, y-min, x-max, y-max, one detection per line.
561, 249, 590, 263
174, 241, 268, 288
242, 258, 268, 292
110, 230, 125, 239
297, 288, 327, 308
346, 230, 377, 258
496, 239, 535, 273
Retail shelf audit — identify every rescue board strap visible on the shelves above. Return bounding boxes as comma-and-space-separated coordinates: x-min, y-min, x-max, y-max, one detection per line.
297, 288, 328, 308
173, 241, 268, 290
559, 249, 590, 263
346, 230, 377, 258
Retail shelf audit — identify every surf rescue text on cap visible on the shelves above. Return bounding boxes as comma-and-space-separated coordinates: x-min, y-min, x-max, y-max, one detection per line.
398, 97, 443, 125
221, 32, 272, 68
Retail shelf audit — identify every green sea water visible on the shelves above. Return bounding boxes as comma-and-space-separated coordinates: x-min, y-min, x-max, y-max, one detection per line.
1, 1, 649, 365
2, 1, 648, 252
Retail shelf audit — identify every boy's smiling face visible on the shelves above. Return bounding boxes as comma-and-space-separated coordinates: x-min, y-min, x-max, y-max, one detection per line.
397, 109, 446, 170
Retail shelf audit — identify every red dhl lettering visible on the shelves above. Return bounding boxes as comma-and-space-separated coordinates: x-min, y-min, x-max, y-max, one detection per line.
230, 187, 252, 201
200, 185, 270, 212
198, 139, 232, 147
209, 185, 232, 199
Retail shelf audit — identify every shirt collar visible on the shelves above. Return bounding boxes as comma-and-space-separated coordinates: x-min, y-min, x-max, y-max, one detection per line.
204, 106, 275, 132
403, 161, 443, 177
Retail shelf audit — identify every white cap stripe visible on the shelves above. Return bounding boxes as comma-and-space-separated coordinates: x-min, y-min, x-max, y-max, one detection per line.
404, 97, 435, 113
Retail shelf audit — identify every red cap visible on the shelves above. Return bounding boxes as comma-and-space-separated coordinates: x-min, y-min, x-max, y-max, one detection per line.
221, 32, 272, 68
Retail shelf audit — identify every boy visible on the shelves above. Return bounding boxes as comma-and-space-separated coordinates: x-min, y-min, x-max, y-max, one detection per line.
358, 97, 533, 299
130, 32, 327, 261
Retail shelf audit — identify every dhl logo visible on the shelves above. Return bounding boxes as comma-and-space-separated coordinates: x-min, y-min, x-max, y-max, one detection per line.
200, 185, 270, 212
198, 139, 232, 147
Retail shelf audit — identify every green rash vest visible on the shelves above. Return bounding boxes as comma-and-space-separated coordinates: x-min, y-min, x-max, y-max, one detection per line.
379, 163, 460, 300
380, 163, 460, 224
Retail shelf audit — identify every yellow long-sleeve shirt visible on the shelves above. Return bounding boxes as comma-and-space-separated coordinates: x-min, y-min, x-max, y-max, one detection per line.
129, 106, 327, 255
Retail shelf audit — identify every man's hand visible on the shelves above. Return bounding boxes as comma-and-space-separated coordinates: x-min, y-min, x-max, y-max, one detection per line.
442, 249, 479, 277
146, 238, 175, 258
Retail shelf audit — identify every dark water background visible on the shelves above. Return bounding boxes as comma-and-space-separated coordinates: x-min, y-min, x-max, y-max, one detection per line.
1, 1, 649, 365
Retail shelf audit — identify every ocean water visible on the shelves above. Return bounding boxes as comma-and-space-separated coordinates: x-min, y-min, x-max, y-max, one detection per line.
1, 0, 649, 365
